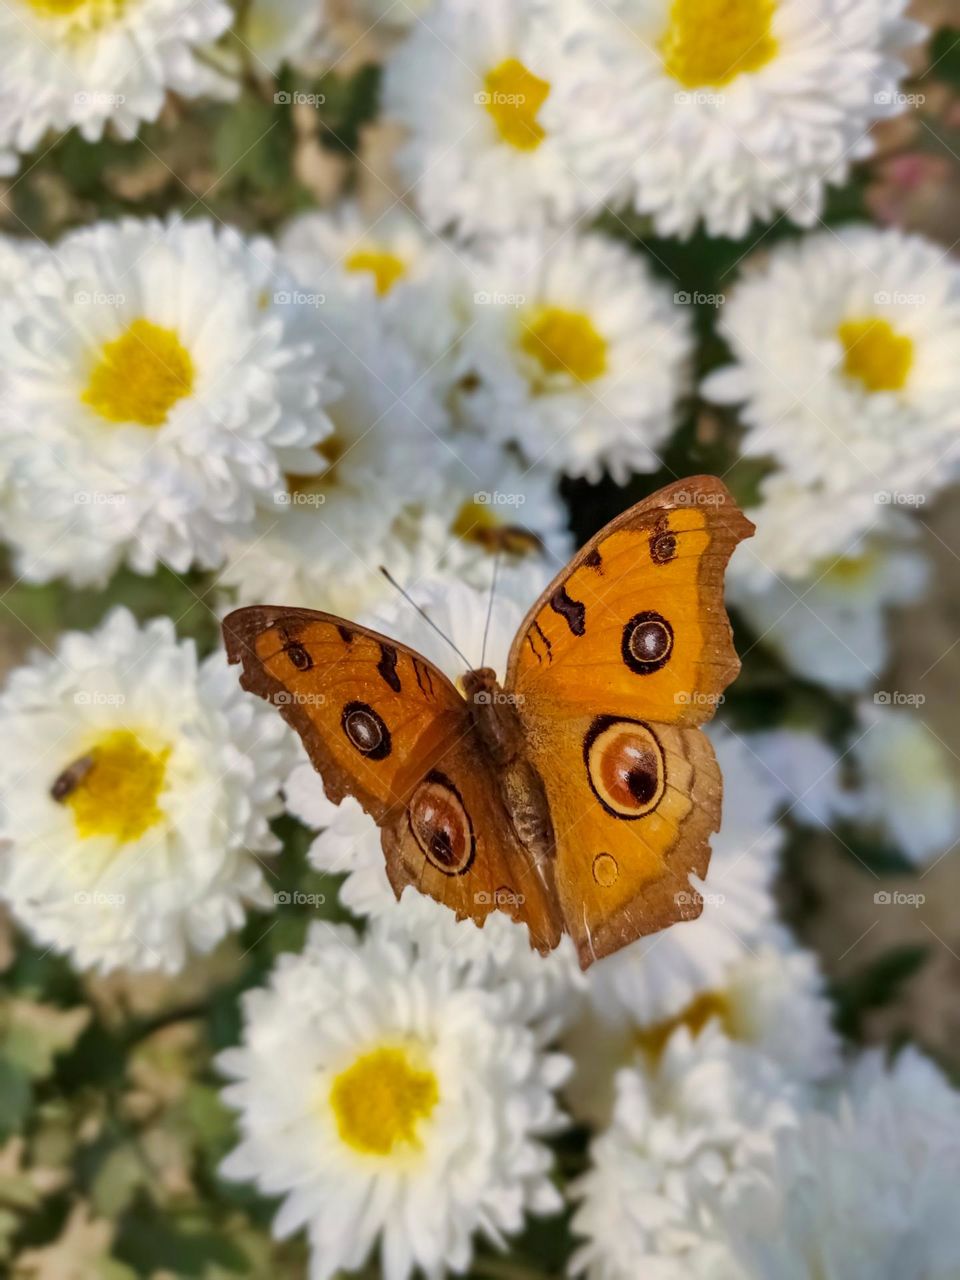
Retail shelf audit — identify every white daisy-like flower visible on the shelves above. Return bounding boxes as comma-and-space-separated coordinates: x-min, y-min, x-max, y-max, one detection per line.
0, 0, 234, 172
232, 0, 332, 76
579, 726, 783, 1031
218, 908, 570, 1280
280, 202, 470, 395
570, 1025, 803, 1280
0, 217, 336, 585
0, 607, 296, 974
704, 227, 960, 501
217, 291, 451, 618
731, 533, 930, 692
729, 472, 886, 587
557, 0, 925, 239
563, 932, 841, 1126
712, 1048, 960, 1279
380, 0, 605, 238
458, 231, 692, 481
738, 727, 851, 830
851, 701, 960, 865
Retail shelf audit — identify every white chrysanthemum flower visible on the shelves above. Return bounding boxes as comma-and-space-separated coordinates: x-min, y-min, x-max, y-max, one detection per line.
458, 231, 692, 481
0, 218, 336, 585
0, 0, 234, 172
731, 535, 929, 692
0, 608, 296, 974
380, 0, 605, 238
564, 933, 841, 1126
217, 295, 450, 617
712, 1048, 960, 1279
851, 701, 960, 865
570, 1025, 803, 1280
578, 726, 783, 1031
557, 0, 925, 239
280, 202, 470, 394
730, 472, 886, 586
218, 909, 570, 1280
704, 227, 960, 501
738, 728, 851, 830
233, 0, 332, 75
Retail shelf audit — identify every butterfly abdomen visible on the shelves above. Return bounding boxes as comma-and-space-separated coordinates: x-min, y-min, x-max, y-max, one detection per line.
462, 667, 556, 876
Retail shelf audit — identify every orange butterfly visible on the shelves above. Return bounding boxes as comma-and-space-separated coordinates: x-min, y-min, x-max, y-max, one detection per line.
222, 475, 753, 968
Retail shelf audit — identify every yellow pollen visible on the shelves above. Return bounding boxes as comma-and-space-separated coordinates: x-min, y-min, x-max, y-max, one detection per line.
837, 317, 913, 393
660, 0, 778, 88
82, 318, 195, 427
635, 990, 732, 1060
63, 730, 169, 845
452, 499, 503, 542
483, 58, 550, 151
329, 1046, 439, 1157
344, 249, 408, 296
520, 306, 608, 383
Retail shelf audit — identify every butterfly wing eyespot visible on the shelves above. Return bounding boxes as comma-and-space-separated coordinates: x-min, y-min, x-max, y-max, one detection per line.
621, 611, 674, 674
584, 717, 666, 819
407, 771, 476, 875
341, 701, 391, 760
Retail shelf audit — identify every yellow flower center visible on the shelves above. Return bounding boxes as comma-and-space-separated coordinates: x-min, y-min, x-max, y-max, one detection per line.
23, 0, 125, 27
63, 730, 169, 845
451, 499, 542, 558
520, 306, 608, 383
635, 989, 732, 1059
660, 0, 779, 88
837, 317, 913, 393
329, 1045, 439, 1157
483, 58, 550, 151
344, 249, 408, 296
82, 318, 195, 427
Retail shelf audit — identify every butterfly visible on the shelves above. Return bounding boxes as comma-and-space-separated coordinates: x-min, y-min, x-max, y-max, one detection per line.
222, 475, 754, 969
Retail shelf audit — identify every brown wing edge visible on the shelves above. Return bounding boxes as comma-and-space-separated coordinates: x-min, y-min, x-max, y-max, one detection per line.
221, 605, 463, 821
505, 474, 756, 712
575, 729, 722, 968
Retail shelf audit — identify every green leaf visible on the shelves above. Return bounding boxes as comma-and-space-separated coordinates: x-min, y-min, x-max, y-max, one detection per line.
213, 98, 293, 192
831, 944, 930, 1039
926, 28, 960, 89
0, 1061, 33, 1138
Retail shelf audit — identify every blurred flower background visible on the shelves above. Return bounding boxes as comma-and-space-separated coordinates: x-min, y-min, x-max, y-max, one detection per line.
0, 0, 957, 1276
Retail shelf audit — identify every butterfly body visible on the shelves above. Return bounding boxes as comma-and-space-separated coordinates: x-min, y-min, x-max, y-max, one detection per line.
223, 476, 754, 969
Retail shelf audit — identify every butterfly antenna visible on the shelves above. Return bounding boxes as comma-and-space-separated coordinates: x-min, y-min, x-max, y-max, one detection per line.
480, 550, 502, 669
378, 568, 473, 670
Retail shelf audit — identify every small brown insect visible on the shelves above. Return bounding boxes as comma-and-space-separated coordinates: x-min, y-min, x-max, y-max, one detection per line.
50, 754, 95, 802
